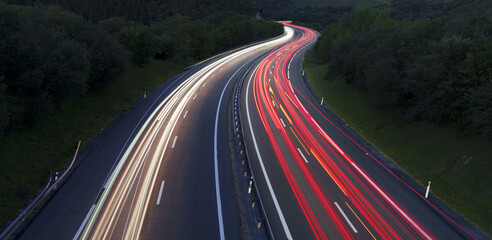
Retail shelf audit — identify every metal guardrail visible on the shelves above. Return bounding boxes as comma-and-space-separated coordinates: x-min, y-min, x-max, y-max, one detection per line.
0, 140, 81, 240
232, 55, 275, 240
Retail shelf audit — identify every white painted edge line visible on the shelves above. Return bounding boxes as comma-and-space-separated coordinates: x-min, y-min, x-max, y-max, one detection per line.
334, 202, 358, 233
246, 66, 293, 240
214, 59, 252, 240
156, 180, 165, 205
297, 148, 308, 163
287, 70, 290, 80
73, 205, 96, 240
172, 136, 178, 148
183, 110, 188, 119
280, 118, 286, 128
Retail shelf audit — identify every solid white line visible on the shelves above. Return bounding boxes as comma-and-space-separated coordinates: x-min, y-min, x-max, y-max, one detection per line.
246, 67, 293, 240
193, 94, 197, 100
280, 118, 286, 128
183, 110, 188, 119
297, 148, 308, 163
287, 70, 290, 79
172, 136, 177, 148
214, 59, 253, 240
156, 180, 165, 205
73, 204, 96, 240
334, 202, 358, 233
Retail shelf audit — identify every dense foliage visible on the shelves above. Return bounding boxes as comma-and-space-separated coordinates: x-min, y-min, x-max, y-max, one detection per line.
7, 0, 256, 23
252, 0, 352, 30
99, 14, 283, 65
315, 2, 492, 137
0, 3, 124, 135
0, 0, 283, 136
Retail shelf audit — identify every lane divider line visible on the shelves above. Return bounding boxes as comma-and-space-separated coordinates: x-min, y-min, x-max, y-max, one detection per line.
297, 148, 309, 163
214, 58, 255, 240
246, 67, 293, 240
156, 180, 165, 205
334, 202, 358, 233
183, 110, 188, 119
193, 94, 197, 100
280, 118, 286, 128
172, 136, 178, 149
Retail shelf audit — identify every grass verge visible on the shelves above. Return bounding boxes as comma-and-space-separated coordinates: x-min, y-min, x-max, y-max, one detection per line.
304, 55, 491, 234
0, 59, 184, 229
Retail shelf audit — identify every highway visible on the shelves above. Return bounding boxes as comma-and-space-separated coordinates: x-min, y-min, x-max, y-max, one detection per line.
241, 23, 482, 239
19, 28, 294, 239
17, 22, 485, 240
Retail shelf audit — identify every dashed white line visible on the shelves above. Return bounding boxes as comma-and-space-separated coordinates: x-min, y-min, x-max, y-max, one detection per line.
297, 148, 308, 163
203, 82, 207, 87
280, 118, 286, 128
172, 136, 177, 148
193, 94, 197, 100
156, 180, 165, 205
334, 202, 358, 233
183, 110, 188, 119
246, 66, 293, 240
272, 100, 276, 107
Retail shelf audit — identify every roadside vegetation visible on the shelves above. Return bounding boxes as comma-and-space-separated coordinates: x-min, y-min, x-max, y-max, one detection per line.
0, 0, 283, 229
306, 0, 492, 234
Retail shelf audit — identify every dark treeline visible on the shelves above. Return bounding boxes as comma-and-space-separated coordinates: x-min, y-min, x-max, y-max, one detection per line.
315, 1, 492, 137
7, 0, 256, 23
251, 0, 351, 31
0, 1, 283, 136
0, 3, 124, 135
100, 14, 283, 65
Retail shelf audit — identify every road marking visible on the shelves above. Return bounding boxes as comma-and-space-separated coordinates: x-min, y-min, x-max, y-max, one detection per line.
183, 110, 188, 119
74, 71, 191, 240
297, 148, 308, 163
220, 68, 224, 72
345, 202, 376, 239
156, 180, 165, 205
280, 118, 286, 128
172, 136, 177, 148
287, 70, 290, 79
73, 204, 96, 240
246, 67, 293, 240
193, 94, 197, 100
214, 58, 253, 240
272, 100, 276, 107
203, 82, 207, 87
334, 202, 358, 233
211, 74, 215, 78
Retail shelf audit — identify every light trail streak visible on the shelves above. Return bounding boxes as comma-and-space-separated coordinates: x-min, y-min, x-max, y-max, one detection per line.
76, 28, 294, 240
247, 23, 442, 239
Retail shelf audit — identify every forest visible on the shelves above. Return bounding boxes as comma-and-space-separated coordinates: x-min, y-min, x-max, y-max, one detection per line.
315, 0, 492, 137
0, 1, 282, 137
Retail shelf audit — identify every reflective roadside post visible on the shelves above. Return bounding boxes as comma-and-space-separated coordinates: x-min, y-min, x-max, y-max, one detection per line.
425, 181, 431, 198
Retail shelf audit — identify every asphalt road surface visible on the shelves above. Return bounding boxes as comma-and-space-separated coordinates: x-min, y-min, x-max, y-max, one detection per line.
20, 28, 294, 240
241, 23, 484, 240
